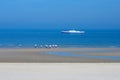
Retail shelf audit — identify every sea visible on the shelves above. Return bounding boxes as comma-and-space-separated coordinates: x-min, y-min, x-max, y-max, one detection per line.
0, 29, 120, 48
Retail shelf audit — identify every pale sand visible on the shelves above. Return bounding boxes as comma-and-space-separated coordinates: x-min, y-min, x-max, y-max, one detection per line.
0, 63, 120, 80
0, 48, 120, 62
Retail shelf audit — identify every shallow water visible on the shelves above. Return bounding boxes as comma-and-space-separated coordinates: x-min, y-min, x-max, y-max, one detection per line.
40, 51, 120, 60
73, 49, 120, 53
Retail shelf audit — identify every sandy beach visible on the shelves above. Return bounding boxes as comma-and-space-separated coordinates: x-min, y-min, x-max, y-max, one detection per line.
0, 48, 120, 62
0, 63, 120, 80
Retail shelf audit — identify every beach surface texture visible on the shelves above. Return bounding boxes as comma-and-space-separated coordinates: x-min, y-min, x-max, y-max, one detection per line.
0, 63, 120, 80
0, 48, 120, 62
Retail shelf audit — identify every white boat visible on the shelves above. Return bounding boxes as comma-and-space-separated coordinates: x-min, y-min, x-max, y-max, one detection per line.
61, 30, 85, 34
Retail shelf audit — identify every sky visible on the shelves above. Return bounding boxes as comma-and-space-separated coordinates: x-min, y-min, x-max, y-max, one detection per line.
0, 0, 120, 29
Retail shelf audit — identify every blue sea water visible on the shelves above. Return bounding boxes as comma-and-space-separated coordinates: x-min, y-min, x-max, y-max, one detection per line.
41, 52, 120, 60
0, 29, 120, 48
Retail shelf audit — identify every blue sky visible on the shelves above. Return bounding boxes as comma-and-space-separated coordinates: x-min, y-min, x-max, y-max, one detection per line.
0, 0, 120, 29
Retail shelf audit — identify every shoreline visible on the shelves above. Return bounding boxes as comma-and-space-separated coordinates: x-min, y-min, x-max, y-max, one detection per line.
0, 47, 120, 50
0, 48, 120, 63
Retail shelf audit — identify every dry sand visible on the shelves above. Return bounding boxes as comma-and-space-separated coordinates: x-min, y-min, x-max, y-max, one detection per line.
0, 48, 120, 79
0, 63, 120, 80
0, 48, 120, 62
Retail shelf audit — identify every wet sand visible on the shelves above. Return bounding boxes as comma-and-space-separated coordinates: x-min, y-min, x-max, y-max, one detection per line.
0, 48, 120, 62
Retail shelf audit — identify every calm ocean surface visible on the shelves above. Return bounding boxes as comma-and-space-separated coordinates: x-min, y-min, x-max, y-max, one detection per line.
0, 29, 120, 48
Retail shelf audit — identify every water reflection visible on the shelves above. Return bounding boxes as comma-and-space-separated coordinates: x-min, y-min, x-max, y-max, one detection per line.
40, 52, 120, 60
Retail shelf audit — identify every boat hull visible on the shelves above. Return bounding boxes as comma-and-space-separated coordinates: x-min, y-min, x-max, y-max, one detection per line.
61, 31, 85, 34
